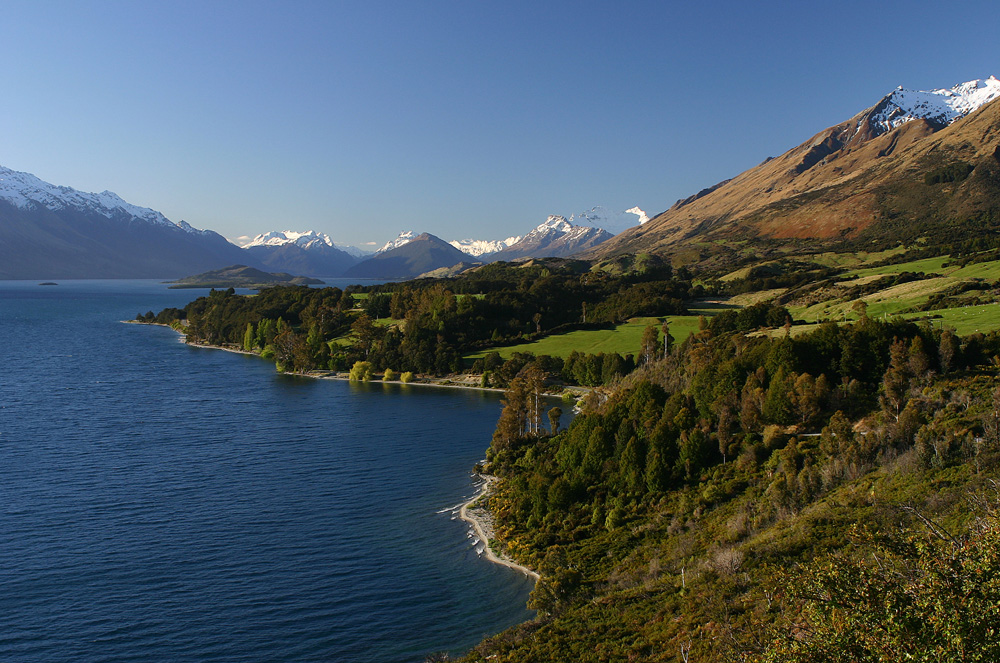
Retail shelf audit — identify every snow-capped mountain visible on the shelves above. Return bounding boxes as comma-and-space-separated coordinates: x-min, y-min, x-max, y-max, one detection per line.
243, 229, 370, 257
242, 229, 362, 276
377, 231, 418, 254
0, 165, 249, 279
449, 235, 522, 257
491, 215, 613, 261
868, 76, 1000, 136
569, 205, 650, 235
0, 165, 193, 232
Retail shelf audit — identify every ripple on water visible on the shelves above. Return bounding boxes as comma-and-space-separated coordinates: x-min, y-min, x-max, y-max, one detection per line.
0, 280, 536, 663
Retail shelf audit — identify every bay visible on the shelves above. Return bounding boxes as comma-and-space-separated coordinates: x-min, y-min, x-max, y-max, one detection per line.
0, 280, 533, 662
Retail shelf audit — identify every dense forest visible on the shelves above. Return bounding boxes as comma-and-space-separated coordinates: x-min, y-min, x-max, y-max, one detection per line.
456, 314, 1000, 661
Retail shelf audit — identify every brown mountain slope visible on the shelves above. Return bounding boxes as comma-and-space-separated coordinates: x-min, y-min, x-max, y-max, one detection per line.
593, 96, 1000, 258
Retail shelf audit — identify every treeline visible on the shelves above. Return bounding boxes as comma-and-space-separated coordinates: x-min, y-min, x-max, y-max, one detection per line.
469, 349, 639, 390
461, 315, 1000, 660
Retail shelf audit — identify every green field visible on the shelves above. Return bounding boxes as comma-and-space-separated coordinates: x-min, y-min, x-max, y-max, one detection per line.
847, 255, 951, 278
901, 303, 1000, 336
466, 315, 706, 360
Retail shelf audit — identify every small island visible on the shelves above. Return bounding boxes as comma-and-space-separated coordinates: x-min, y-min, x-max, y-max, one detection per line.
167, 265, 324, 289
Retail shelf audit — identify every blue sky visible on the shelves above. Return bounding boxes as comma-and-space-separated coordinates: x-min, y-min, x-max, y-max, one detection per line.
0, 1, 997, 248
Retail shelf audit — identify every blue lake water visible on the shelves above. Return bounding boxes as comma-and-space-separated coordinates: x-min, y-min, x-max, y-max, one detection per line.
0, 280, 534, 662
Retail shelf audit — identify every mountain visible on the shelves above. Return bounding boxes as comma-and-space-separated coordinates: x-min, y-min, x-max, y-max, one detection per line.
0, 165, 249, 279
241, 230, 361, 276
592, 77, 1000, 259
490, 215, 613, 261
448, 236, 522, 257
342, 232, 471, 279
376, 231, 419, 254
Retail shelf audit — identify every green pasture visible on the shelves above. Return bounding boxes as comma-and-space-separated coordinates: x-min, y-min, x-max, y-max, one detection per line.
847, 255, 950, 278
901, 303, 1000, 337
466, 314, 706, 360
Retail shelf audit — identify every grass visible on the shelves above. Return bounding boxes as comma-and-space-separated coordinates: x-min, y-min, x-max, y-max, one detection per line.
466, 315, 707, 360
900, 303, 1000, 336
847, 255, 951, 278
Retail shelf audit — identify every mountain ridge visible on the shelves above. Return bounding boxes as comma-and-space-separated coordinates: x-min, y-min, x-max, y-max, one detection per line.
591, 77, 1000, 260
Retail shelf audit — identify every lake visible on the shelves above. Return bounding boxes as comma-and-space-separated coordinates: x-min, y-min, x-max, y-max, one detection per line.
0, 280, 534, 662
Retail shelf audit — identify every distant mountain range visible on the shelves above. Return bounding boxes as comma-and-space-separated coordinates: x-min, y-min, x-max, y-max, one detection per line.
0, 166, 248, 279
0, 159, 631, 279
593, 76, 1000, 261
8, 76, 996, 281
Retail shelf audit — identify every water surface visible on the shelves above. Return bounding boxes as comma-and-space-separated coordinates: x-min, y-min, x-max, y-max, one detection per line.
0, 280, 533, 662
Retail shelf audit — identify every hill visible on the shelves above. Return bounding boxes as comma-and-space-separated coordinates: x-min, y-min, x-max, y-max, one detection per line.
593, 78, 1000, 264
167, 264, 324, 289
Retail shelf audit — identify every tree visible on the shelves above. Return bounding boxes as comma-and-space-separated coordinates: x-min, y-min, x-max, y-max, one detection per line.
548, 406, 563, 434
881, 338, 911, 421
242, 322, 255, 352
662, 319, 674, 359
351, 313, 381, 359
640, 324, 660, 365
938, 327, 957, 374
492, 377, 530, 453
348, 360, 374, 381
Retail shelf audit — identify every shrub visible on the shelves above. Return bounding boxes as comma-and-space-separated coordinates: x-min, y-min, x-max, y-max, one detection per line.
383, 368, 397, 381
349, 361, 374, 381
400, 371, 414, 383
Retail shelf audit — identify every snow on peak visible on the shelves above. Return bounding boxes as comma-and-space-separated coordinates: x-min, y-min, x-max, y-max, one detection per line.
449, 236, 522, 257
377, 230, 417, 254
568, 205, 650, 234
539, 215, 573, 233
871, 76, 1000, 134
625, 206, 650, 225
0, 165, 196, 230
244, 229, 335, 249
242, 229, 371, 256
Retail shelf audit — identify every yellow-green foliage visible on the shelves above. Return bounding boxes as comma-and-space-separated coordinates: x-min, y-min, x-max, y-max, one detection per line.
348, 360, 373, 381
383, 368, 397, 381
400, 371, 414, 383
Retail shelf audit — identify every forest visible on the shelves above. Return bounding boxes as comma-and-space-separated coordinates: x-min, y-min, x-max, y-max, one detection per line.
455, 313, 1000, 661
138, 256, 696, 386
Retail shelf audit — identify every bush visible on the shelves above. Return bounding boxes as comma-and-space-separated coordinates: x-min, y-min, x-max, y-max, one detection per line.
349, 361, 374, 381
400, 371, 414, 383
383, 368, 397, 381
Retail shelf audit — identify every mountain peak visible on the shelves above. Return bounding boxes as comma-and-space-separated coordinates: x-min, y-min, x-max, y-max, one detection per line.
0, 165, 191, 231
869, 76, 1000, 135
244, 229, 335, 249
540, 215, 573, 232
377, 230, 418, 254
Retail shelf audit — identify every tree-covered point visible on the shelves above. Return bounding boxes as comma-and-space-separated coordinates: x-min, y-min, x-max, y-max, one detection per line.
141, 256, 702, 378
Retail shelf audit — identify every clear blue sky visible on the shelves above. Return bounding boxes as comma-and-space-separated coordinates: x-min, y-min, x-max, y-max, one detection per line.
0, 0, 997, 248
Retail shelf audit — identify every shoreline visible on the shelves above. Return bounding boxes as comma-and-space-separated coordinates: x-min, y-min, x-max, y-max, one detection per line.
458, 475, 539, 580
125, 320, 588, 398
